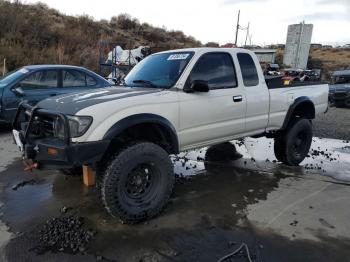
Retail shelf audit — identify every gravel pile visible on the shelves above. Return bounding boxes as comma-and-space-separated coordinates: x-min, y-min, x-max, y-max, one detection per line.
35, 216, 96, 254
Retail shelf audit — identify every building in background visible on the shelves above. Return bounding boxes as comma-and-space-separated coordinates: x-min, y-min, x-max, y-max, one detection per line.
283, 22, 313, 69
252, 49, 277, 63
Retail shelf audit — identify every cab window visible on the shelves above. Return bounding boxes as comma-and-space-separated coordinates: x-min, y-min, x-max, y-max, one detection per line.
186, 52, 237, 90
237, 53, 259, 86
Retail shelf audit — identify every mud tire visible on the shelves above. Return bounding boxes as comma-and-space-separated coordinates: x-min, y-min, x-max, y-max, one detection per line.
274, 119, 313, 166
205, 142, 242, 162
101, 142, 174, 223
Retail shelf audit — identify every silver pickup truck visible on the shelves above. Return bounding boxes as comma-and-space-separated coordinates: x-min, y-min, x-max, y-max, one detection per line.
12, 48, 329, 223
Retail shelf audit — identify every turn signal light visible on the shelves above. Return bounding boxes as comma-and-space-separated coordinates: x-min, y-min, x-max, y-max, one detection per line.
48, 147, 59, 155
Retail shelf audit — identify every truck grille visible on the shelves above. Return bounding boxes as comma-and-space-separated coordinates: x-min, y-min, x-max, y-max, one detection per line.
42, 118, 54, 136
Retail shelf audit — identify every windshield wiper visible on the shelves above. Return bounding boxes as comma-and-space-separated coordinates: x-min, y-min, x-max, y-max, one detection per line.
132, 79, 159, 88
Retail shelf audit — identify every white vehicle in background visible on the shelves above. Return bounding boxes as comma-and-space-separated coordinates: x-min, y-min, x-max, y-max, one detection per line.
106, 45, 151, 83
13, 48, 328, 223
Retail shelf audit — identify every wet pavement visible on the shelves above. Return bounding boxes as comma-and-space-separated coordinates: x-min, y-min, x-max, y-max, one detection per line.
1, 127, 350, 261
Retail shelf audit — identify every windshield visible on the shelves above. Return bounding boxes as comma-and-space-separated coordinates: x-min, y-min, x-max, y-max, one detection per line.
0, 68, 29, 85
124, 52, 194, 88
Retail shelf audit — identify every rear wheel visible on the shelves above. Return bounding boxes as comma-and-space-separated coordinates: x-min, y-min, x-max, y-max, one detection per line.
101, 142, 174, 223
274, 119, 313, 166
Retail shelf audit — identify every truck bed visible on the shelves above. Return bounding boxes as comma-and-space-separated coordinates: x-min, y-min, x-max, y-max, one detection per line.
266, 79, 329, 131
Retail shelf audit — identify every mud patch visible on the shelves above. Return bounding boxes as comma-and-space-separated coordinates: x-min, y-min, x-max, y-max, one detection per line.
32, 215, 96, 254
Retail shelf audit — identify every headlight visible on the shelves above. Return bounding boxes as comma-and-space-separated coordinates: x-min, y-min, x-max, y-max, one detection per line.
54, 115, 92, 139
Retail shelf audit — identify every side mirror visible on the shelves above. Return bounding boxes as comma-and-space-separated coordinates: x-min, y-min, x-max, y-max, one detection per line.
184, 80, 209, 93
12, 85, 25, 97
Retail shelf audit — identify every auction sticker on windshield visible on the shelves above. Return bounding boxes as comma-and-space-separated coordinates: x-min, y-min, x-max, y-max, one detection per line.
167, 54, 190, 60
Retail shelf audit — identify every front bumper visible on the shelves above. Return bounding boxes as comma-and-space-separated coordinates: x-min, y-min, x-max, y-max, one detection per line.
13, 103, 109, 169
23, 138, 109, 169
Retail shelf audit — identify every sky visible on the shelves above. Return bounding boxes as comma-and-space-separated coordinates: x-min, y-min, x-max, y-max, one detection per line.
24, 0, 350, 46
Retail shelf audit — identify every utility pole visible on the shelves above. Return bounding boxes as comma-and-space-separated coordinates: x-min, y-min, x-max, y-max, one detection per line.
234, 10, 240, 46
244, 22, 250, 46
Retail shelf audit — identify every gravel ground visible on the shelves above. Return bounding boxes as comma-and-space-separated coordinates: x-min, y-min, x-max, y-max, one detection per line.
313, 107, 350, 140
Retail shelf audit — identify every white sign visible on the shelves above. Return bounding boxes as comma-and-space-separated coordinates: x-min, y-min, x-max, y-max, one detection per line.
167, 54, 190, 60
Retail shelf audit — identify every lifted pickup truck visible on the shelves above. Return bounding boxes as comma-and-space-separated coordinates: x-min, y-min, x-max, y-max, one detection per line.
12, 48, 328, 223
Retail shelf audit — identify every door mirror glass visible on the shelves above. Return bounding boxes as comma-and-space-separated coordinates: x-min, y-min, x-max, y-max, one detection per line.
185, 80, 209, 93
12, 86, 25, 96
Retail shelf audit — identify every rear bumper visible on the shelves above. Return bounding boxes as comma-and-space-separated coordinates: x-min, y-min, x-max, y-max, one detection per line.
23, 138, 110, 169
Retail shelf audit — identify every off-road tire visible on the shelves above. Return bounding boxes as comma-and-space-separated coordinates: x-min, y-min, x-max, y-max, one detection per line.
101, 142, 174, 223
205, 142, 242, 162
204, 142, 243, 173
274, 119, 313, 166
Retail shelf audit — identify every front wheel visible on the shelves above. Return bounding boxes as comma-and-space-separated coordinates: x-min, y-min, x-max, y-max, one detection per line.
274, 119, 313, 166
101, 142, 174, 223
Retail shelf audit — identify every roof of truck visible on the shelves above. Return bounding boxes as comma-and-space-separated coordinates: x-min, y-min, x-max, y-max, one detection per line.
155, 47, 253, 55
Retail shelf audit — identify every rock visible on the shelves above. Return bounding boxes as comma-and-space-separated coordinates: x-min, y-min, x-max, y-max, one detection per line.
34, 215, 96, 254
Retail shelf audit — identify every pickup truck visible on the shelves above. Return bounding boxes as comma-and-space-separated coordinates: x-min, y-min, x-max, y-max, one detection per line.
12, 48, 329, 223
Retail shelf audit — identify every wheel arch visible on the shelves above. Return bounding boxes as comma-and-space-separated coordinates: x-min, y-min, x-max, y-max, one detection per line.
281, 96, 315, 130
103, 113, 179, 154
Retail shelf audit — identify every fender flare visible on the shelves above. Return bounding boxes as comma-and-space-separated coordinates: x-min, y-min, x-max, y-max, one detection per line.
281, 96, 315, 130
103, 113, 179, 154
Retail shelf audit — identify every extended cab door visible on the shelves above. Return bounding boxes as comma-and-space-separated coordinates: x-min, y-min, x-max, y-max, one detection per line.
178, 52, 246, 149
236, 53, 269, 134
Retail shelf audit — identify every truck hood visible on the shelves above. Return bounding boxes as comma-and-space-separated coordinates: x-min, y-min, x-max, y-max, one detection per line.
37, 86, 162, 115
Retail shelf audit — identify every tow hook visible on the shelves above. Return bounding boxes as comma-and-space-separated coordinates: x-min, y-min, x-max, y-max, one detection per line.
23, 161, 39, 171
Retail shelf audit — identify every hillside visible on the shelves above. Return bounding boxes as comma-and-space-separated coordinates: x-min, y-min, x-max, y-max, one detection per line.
0, 0, 201, 73
1, 1, 349, 80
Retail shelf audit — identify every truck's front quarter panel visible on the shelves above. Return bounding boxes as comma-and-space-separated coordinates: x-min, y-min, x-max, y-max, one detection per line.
72, 90, 180, 143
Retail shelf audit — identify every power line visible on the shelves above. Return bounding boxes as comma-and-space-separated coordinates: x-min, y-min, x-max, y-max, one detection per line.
234, 10, 251, 46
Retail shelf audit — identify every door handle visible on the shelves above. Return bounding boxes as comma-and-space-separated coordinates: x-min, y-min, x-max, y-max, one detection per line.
233, 95, 243, 102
